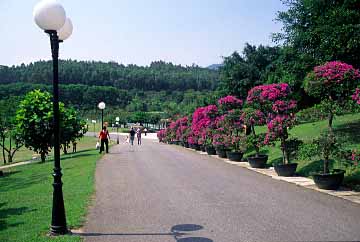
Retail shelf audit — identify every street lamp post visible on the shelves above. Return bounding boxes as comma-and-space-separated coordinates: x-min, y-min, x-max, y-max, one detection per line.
33, 0, 73, 235
92, 120, 97, 137
98, 102, 106, 128
116, 117, 120, 144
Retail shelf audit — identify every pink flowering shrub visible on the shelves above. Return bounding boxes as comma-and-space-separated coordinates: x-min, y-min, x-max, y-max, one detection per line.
304, 61, 360, 173
247, 83, 295, 119
305, 61, 360, 107
191, 105, 218, 146
218, 95, 243, 112
157, 129, 166, 142
351, 150, 360, 166
244, 83, 297, 158
173, 116, 190, 143
352, 88, 360, 105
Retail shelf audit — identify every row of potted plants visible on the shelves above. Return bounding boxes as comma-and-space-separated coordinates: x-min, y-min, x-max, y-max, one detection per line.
157, 61, 360, 190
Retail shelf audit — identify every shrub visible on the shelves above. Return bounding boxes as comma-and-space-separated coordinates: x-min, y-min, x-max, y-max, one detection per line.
304, 61, 360, 173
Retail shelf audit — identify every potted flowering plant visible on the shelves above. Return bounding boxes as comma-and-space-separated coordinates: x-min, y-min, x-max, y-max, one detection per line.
192, 105, 218, 152
217, 96, 245, 161
263, 84, 298, 176
157, 129, 166, 143
204, 129, 216, 155
176, 116, 190, 147
223, 109, 247, 162
304, 61, 360, 189
212, 132, 229, 158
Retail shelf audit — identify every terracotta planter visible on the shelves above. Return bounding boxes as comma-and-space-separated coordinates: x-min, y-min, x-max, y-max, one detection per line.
313, 169, 345, 190
274, 163, 298, 177
226, 151, 244, 162
247, 155, 268, 168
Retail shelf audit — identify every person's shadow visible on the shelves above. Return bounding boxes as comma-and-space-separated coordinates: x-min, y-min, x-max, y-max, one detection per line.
75, 223, 213, 241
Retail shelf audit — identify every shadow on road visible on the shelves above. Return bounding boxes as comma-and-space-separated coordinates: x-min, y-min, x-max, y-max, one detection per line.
75, 223, 213, 241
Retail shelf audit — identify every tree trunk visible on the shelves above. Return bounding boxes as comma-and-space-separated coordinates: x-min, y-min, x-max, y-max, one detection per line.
281, 138, 289, 164
2, 136, 6, 164
40, 152, 46, 163
8, 154, 12, 163
328, 111, 334, 134
251, 125, 260, 157
324, 156, 330, 174
8, 137, 12, 163
63, 144, 68, 155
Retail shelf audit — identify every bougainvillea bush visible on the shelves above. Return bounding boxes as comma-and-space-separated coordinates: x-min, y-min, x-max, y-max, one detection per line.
191, 105, 218, 146
175, 116, 190, 143
304, 61, 360, 173
353, 88, 360, 105
218, 95, 243, 113
157, 129, 166, 142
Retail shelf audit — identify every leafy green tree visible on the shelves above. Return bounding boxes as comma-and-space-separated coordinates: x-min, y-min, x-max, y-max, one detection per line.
274, 0, 360, 68
60, 107, 87, 154
16, 90, 53, 162
16, 90, 87, 161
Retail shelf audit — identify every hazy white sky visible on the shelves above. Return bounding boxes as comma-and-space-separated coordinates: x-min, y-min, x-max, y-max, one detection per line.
0, 0, 286, 67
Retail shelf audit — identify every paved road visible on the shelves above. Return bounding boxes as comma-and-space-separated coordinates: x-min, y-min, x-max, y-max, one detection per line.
82, 139, 360, 242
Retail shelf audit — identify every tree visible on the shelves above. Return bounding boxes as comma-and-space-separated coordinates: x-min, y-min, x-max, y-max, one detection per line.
16, 90, 87, 162
304, 61, 360, 173
16, 90, 53, 162
60, 107, 87, 154
274, 0, 360, 68
218, 52, 261, 99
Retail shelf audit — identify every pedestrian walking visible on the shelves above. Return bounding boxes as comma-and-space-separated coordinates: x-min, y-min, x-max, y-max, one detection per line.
129, 128, 136, 146
136, 128, 142, 145
144, 128, 147, 136
99, 126, 110, 153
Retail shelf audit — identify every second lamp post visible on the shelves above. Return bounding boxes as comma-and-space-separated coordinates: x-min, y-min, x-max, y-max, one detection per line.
98, 102, 106, 128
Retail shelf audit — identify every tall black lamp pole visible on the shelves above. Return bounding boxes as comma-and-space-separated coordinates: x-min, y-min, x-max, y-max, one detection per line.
34, 0, 73, 235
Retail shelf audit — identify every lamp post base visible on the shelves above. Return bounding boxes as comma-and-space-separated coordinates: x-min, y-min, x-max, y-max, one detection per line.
49, 226, 69, 236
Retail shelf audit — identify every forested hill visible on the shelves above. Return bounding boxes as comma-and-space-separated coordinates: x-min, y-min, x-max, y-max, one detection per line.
0, 60, 219, 91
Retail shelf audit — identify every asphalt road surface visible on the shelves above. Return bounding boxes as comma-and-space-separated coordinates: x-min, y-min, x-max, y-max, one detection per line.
82, 139, 360, 242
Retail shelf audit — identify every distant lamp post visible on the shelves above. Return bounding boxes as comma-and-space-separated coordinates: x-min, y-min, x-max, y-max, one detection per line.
92, 120, 97, 137
116, 117, 120, 144
33, 0, 73, 236
98, 102, 106, 128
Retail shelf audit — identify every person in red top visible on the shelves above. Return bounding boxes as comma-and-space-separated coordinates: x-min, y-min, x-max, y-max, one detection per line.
98, 126, 110, 153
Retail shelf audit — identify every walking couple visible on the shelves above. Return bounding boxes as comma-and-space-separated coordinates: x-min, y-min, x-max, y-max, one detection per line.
129, 127, 142, 146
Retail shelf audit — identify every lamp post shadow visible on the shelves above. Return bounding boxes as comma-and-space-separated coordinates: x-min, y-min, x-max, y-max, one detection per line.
74, 223, 213, 242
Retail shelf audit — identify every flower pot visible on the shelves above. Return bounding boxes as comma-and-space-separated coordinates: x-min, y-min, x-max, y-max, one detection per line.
247, 155, 268, 168
274, 163, 298, 177
226, 151, 244, 162
184, 142, 189, 148
313, 169, 345, 190
200, 145, 206, 152
216, 147, 228, 158
206, 146, 216, 155
190, 144, 201, 151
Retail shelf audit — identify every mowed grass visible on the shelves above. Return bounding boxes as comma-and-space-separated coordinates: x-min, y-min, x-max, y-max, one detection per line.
251, 113, 360, 189
0, 136, 101, 242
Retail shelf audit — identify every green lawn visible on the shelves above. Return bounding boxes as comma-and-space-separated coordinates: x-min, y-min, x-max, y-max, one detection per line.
251, 113, 360, 190
0, 136, 101, 242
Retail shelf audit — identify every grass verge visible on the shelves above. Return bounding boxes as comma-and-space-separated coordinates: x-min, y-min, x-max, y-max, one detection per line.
0, 136, 101, 242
